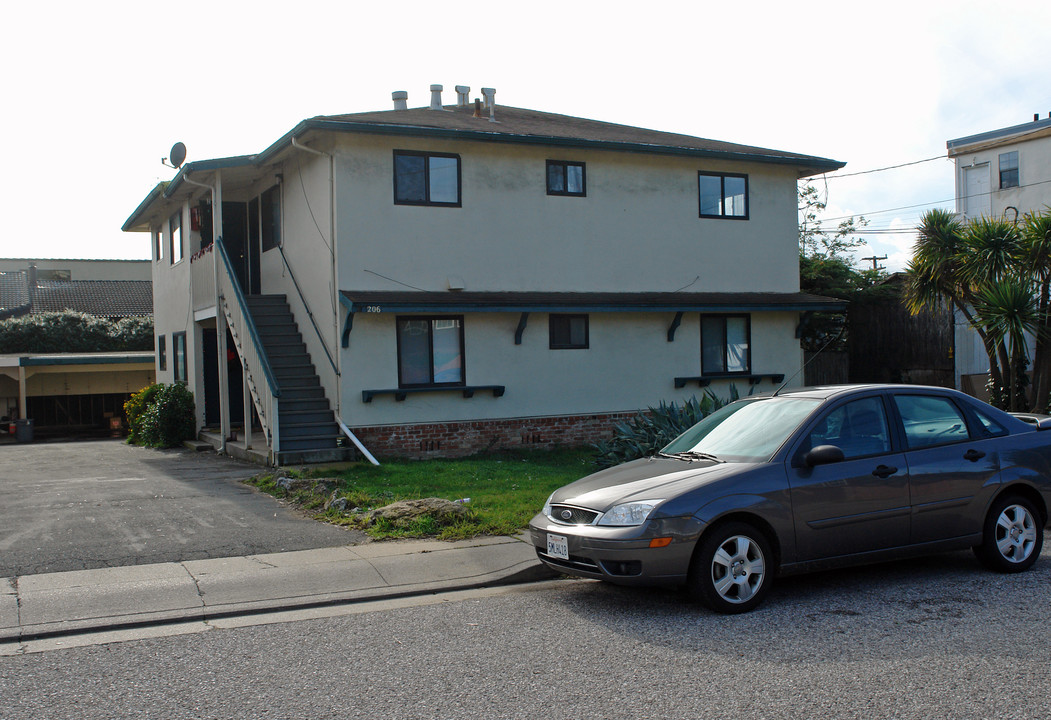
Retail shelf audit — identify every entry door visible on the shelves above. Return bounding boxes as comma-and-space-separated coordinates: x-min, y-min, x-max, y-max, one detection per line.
787, 396, 911, 561
963, 164, 990, 219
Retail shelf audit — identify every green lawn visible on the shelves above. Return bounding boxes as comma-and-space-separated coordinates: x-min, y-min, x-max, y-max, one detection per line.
246, 449, 595, 540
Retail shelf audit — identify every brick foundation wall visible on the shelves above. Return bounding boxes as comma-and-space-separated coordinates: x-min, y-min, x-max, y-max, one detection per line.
349, 411, 638, 459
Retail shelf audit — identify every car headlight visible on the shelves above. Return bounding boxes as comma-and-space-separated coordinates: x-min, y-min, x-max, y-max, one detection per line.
597, 500, 663, 527
542, 492, 555, 518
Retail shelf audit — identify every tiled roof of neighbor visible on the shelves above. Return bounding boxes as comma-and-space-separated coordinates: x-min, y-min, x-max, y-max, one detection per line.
30, 280, 153, 318
0, 271, 31, 319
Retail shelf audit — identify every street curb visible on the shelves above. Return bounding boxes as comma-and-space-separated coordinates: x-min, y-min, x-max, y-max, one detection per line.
1, 557, 558, 645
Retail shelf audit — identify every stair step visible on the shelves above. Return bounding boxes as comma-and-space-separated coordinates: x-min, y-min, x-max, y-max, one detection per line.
280, 398, 331, 412
280, 421, 340, 439
279, 386, 326, 400
281, 410, 336, 425
279, 434, 342, 451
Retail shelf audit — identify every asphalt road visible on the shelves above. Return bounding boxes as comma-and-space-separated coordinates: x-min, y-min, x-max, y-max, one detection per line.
0, 439, 363, 577
2, 548, 1049, 719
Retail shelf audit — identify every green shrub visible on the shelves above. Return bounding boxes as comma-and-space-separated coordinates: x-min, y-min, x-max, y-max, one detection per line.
139, 383, 197, 448
125, 383, 164, 445
0, 310, 153, 353
592, 388, 739, 468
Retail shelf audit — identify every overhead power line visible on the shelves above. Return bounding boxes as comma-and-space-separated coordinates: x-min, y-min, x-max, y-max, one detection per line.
822, 155, 949, 179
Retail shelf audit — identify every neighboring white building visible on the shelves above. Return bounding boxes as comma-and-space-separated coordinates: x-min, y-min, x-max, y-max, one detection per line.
123, 86, 845, 464
947, 114, 1051, 395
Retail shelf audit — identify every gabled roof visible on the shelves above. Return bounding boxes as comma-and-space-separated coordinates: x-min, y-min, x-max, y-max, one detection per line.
125, 102, 845, 231
31, 280, 153, 318
273, 104, 844, 174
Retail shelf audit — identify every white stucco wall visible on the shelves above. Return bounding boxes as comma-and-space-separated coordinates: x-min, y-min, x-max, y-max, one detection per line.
340, 310, 801, 427
952, 129, 1051, 220
332, 135, 801, 295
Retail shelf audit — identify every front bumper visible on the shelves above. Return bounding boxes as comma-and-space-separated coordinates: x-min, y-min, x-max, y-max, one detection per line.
528, 513, 699, 586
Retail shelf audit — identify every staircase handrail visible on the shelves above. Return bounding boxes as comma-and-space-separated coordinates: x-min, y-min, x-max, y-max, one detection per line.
215, 236, 282, 398
276, 242, 338, 376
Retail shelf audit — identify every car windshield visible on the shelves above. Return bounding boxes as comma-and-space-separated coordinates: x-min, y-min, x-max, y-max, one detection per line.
662, 396, 822, 462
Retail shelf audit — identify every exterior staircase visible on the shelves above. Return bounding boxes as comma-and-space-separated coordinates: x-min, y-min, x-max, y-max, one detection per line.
243, 294, 352, 465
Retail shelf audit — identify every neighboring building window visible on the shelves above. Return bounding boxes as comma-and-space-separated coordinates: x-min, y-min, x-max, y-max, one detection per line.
999, 151, 1019, 189
169, 211, 183, 264
549, 314, 589, 349
698, 172, 748, 219
397, 316, 465, 387
154, 228, 163, 262
173, 332, 187, 384
702, 315, 750, 374
260, 185, 281, 251
158, 335, 167, 371
394, 151, 461, 206
547, 161, 586, 196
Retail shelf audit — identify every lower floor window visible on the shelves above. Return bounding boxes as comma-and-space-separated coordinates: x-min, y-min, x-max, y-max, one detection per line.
702, 315, 750, 374
397, 316, 464, 387
549, 314, 589, 349
173, 331, 188, 384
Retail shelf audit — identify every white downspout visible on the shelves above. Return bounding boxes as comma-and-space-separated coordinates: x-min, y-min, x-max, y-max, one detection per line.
290, 137, 378, 465
183, 171, 228, 453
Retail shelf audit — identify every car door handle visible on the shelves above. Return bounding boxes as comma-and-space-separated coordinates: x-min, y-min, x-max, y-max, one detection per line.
872, 465, 898, 478
964, 449, 986, 462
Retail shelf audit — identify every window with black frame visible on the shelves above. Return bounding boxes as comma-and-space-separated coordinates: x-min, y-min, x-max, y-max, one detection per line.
394, 151, 461, 206
702, 315, 750, 375
546, 160, 586, 196
698, 172, 748, 219
169, 211, 183, 264
549, 314, 589, 349
397, 317, 465, 387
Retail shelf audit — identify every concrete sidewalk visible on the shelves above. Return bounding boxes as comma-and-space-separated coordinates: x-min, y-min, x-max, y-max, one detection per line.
0, 534, 553, 644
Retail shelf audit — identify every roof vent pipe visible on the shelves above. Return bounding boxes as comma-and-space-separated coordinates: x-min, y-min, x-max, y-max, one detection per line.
392, 91, 408, 110
429, 84, 443, 110
455, 85, 470, 106
1036, 114, 1040, 122
481, 87, 496, 122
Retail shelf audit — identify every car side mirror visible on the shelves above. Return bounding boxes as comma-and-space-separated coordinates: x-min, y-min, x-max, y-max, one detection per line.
805, 444, 845, 467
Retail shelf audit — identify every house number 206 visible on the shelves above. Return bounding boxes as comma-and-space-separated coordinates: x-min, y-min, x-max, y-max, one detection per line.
364, 306, 382, 313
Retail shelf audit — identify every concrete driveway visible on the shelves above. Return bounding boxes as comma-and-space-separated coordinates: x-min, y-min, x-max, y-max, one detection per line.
0, 439, 363, 577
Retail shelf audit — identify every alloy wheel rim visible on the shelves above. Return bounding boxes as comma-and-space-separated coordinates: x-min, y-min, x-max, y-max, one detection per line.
711, 535, 766, 603
995, 504, 1037, 563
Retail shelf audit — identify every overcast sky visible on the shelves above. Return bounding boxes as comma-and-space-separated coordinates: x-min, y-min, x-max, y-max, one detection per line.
2, 0, 1048, 272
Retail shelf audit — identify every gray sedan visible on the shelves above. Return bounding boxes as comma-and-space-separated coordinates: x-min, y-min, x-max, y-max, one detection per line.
530, 384, 1051, 613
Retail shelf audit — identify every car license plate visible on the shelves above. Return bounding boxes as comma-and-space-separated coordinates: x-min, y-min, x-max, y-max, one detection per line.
547, 533, 569, 560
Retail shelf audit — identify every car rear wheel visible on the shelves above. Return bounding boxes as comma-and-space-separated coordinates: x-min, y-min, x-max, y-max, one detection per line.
688, 521, 772, 614
974, 495, 1043, 573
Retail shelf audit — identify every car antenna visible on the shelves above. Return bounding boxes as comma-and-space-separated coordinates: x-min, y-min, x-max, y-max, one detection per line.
773, 325, 846, 396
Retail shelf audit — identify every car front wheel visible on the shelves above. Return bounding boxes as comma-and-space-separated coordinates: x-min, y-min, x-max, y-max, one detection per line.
974, 495, 1044, 573
688, 521, 773, 614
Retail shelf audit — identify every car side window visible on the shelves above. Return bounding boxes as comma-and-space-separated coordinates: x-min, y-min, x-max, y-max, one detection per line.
972, 407, 1008, 437
806, 397, 891, 460
893, 395, 970, 449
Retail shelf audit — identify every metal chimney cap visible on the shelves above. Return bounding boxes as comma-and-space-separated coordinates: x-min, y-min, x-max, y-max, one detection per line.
392, 91, 408, 100
455, 85, 470, 93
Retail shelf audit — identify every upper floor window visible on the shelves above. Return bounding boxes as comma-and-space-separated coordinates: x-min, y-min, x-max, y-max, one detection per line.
999, 151, 1019, 189
169, 211, 183, 264
549, 314, 589, 349
702, 315, 750, 375
397, 316, 465, 387
154, 229, 163, 262
394, 151, 461, 207
547, 160, 586, 196
158, 334, 167, 372
698, 172, 748, 219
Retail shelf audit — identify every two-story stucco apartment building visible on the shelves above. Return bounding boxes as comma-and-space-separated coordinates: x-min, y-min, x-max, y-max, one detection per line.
947, 113, 1051, 394
123, 86, 845, 464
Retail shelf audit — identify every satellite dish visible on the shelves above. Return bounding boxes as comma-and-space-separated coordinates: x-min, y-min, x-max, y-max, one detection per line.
169, 142, 187, 169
